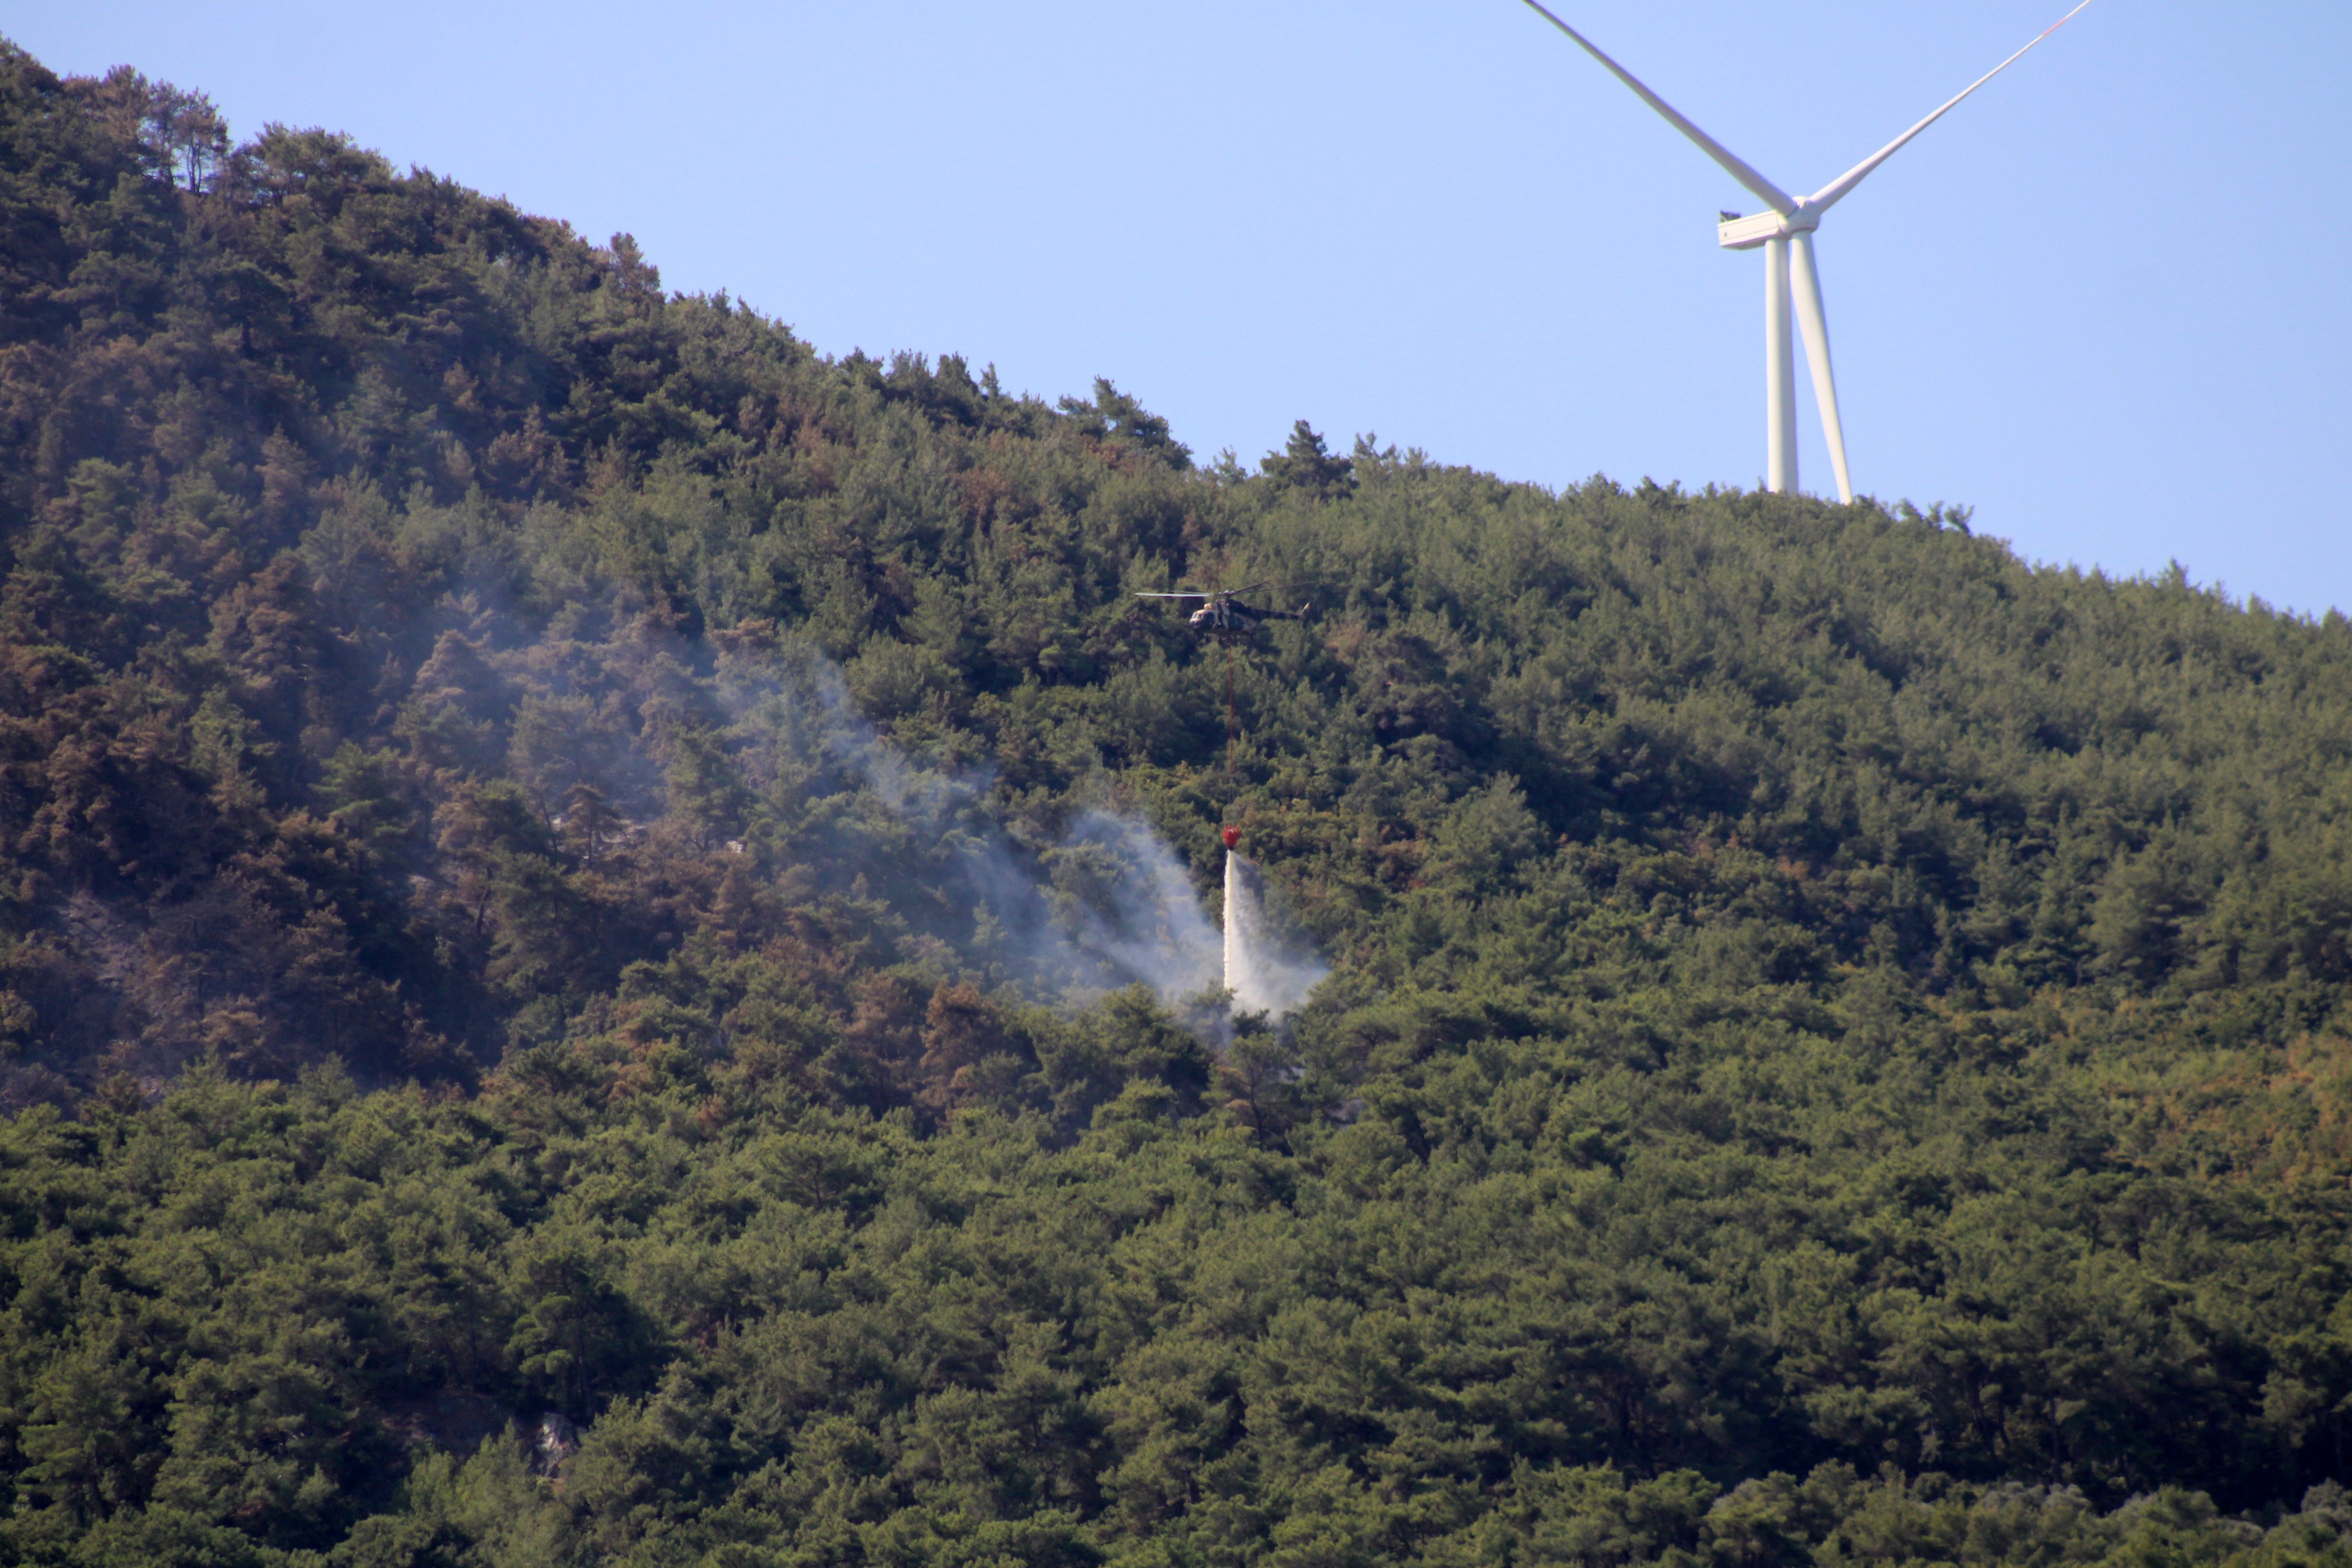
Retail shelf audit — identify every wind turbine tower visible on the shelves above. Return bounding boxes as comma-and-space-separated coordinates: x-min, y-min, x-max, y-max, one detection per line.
1522, 0, 2095, 502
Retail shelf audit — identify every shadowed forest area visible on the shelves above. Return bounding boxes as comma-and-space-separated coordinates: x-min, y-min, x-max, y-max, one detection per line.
11, 37, 2352, 1568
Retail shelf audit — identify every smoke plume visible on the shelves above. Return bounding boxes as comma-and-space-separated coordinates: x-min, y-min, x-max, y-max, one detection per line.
717, 636, 1225, 1010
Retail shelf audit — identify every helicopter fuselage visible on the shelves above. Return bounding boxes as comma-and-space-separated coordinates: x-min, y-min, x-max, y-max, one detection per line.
1187, 598, 1302, 640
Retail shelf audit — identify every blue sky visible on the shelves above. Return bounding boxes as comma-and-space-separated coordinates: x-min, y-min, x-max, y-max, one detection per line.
8, 1, 2348, 612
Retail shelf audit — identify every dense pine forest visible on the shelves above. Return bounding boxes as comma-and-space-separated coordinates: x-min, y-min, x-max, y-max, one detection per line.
11, 37, 2352, 1568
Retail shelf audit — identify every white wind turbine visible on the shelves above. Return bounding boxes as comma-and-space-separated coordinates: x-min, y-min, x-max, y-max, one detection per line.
1522, 0, 2095, 502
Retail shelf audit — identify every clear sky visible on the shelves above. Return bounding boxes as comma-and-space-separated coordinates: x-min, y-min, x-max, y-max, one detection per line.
8, 1, 2348, 613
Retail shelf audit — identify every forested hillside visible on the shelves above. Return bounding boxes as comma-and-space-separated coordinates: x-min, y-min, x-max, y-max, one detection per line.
8, 38, 2352, 1568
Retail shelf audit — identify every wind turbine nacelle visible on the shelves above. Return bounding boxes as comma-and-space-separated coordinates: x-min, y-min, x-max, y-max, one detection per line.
1716, 208, 1819, 250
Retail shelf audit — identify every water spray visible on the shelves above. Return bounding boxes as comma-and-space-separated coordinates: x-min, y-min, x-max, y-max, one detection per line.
1222, 828, 1262, 1014
1221, 825, 1243, 1006
1220, 823, 1328, 1017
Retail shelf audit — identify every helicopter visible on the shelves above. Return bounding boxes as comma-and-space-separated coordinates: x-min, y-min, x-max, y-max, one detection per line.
1133, 583, 1314, 644
1136, 582, 1316, 793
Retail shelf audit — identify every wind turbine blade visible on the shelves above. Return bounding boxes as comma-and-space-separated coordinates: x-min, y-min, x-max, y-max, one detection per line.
1807, 0, 2097, 214
1520, 0, 1796, 215
1788, 234, 1853, 504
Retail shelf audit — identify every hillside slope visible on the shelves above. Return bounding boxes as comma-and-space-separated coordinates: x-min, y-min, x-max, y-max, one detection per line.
7, 41, 2352, 1568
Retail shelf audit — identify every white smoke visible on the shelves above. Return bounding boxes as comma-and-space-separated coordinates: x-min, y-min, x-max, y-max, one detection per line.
715, 639, 1223, 1008
1057, 809, 1224, 1000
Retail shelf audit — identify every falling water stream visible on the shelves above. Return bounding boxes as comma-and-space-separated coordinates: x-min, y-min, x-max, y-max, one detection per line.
1223, 851, 1268, 1013
1223, 851, 1327, 1017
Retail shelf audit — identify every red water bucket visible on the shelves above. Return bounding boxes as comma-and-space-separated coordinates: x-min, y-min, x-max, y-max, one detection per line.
1221, 826, 1240, 850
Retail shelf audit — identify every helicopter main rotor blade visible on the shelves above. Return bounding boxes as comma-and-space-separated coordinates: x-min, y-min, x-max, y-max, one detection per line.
1135, 592, 1214, 600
